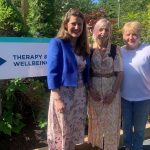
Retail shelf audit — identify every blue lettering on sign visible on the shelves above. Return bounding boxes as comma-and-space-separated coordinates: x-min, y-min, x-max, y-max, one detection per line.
13, 61, 47, 66
12, 54, 47, 67
0, 57, 6, 65
13, 54, 43, 60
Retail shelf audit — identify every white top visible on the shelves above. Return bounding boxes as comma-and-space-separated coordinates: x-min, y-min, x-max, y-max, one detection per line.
121, 43, 150, 101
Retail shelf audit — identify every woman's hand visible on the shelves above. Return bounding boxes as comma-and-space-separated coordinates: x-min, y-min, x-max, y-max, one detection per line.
103, 92, 116, 104
51, 89, 65, 113
89, 88, 101, 102
54, 98, 65, 113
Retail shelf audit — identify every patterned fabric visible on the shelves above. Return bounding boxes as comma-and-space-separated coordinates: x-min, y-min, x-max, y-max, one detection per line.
88, 47, 123, 150
47, 55, 87, 150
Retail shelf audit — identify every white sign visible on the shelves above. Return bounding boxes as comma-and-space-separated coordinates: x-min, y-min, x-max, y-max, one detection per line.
0, 37, 50, 80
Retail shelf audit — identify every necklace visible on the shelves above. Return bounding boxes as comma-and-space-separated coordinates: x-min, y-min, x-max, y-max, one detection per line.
96, 45, 107, 57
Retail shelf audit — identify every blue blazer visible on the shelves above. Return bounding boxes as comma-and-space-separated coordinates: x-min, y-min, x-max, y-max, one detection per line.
47, 38, 90, 89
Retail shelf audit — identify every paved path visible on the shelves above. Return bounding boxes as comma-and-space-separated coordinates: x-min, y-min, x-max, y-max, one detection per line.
34, 123, 150, 150
34, 142, 150, 150
143, 139, 150, 150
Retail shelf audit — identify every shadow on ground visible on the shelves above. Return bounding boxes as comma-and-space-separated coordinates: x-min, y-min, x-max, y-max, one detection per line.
143, 145, 150, 150
75, 143, 150, 150
75, 126, 150, 150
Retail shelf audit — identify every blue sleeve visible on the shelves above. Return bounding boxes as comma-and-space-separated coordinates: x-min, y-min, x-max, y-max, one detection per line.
47, 38, 63, 89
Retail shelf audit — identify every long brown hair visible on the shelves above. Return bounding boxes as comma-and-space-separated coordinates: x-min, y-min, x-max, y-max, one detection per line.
57, 8, 90, 56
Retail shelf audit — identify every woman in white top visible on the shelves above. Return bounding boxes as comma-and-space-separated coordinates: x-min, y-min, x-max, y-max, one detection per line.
121, 21, 150, 150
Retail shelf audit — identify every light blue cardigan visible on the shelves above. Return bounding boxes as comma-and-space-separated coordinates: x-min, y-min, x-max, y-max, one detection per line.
47, 38, 90, 89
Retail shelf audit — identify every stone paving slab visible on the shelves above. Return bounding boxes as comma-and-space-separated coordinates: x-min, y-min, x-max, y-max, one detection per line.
34, 148, 47, 150
144, 139, 150, 145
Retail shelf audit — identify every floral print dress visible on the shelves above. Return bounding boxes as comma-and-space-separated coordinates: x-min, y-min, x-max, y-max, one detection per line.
88, 46, 123, 150
47, 54, 87, 150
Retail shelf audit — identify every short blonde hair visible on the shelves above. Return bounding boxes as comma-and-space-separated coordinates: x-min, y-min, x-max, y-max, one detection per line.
122, 21, 141, 35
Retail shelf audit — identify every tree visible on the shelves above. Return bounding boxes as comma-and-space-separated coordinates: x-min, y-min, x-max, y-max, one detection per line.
119, 0, 150, 42
27, 0, 55, 37
65, 0, 97, 13
26, 0, 97, 37
97, 0, 150, 44
51, 0, 97, 37
21, 0, 28, 19
0, 0, 27, 36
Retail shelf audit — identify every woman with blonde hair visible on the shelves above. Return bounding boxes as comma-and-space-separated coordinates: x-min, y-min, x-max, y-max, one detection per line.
121, 21, 150, 150
47, 8, 90, 150
88, 18, 123, 150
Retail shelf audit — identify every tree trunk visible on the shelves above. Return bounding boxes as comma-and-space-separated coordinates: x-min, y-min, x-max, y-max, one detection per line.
21, 0, 28, 20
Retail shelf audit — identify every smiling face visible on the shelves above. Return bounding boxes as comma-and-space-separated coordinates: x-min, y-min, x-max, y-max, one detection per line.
65, 15, 83, 40
123, 31, 140, 49
97, 23, 110, 41
93, 19, 112, 47
122, 21, 141, 50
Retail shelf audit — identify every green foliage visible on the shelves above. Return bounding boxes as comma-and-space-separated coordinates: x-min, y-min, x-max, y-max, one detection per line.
120, 0, 150, 13
24, 79, 48, 129
98, 0, 118, 18
0, 111, 25, 135
120, 3, 150, 43
3, 79, 28, 111
26, 0, 97, 37
38, 118, 47, 128
0, 0, 27, 36
0, 78, 49, 135
37, 111, 47, 128
47, 0, 98, 37
0, 79, 27, 135
21, 78, 48, 129
111, 25, 123, 46
63, 0, 97, 13
148, 114, 150, 121
98, 0, 150, 44
27, 0, 55, 37
12, 0, 21, 8
24, 79, 47, 112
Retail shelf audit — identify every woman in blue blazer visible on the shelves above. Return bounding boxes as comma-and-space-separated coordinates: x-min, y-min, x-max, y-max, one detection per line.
47, 8, 90, 150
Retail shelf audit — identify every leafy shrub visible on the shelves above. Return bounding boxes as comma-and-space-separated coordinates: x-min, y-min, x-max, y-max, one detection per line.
0, 79, 27, 135
23, 78, 48, 129
27, 0, 56, 37
0, 78, 48, 135
0, 111, 25, 135
0, 0, 27, 36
